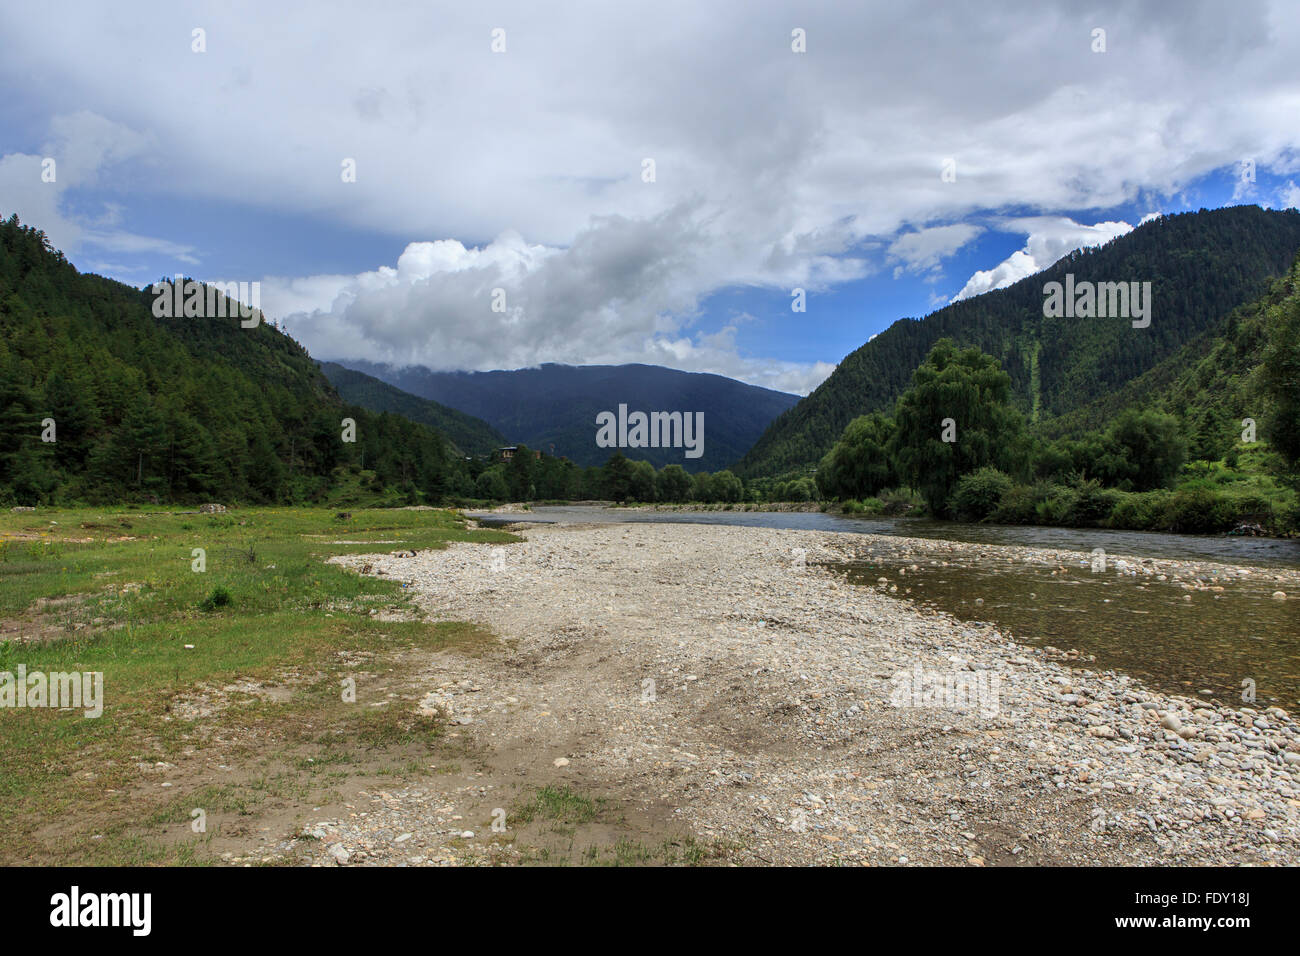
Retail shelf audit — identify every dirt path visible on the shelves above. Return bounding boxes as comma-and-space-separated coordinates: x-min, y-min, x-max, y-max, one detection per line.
302, 521, 1300, 866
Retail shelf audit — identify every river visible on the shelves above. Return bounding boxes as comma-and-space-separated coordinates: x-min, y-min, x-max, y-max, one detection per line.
471, 504, 1300, 568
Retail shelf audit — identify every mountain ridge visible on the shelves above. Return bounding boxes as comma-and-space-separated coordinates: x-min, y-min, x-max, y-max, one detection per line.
331, 359, 800, 471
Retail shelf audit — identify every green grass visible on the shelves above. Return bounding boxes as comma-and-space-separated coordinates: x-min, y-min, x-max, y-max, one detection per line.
0, 505, 516, 864
511, 784, 604, 826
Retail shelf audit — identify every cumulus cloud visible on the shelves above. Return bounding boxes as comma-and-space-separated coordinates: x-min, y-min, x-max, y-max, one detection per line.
4, 0, 1300, 385
0, 152, 75, 248
261, 206, 842, 394
951, 217, 1134, 301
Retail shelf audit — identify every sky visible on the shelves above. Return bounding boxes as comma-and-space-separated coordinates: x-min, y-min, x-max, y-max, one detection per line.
2, 0, 1299, 396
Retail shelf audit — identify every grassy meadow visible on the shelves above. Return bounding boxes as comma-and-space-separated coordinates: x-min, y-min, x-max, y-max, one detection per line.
0, 505, 516, 865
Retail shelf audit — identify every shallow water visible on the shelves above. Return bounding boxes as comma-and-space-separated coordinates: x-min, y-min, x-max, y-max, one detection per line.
472, 505, 1300, 569
841, 556, 1299, 710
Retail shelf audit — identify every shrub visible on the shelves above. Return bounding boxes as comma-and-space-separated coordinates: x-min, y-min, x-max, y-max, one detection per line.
1106, 489, 1169, 530
992, 481, 1073, 525
199, 585, 232, 611
990, 483, 1036, 524
1163, 487, 1235, 533
1277, 499, 1300, 535
1038, 482, 1080, 525
877, 487, 923, 516
948, 467, 1014, 521
1063, 479, 1121, 527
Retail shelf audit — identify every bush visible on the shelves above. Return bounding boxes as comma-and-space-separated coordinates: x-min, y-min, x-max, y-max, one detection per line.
1034, 483, 1077, 525
782, 477, 817, 502
1163, 487, 1234, 533
877, 487, 924, 516
1108, 491, 1158, 530
474, 467, 509, 501
948, 467, 1014, 521
199, 585, 232, 612
1063, 479, 1121, 527
991, 481, 1072, 525
1277, 499, 1300, 535
990, 483, 1036, 524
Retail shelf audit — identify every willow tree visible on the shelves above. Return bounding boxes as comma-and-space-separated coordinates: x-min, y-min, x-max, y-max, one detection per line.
889, 339, 1029, 515
815, 411, 896, 500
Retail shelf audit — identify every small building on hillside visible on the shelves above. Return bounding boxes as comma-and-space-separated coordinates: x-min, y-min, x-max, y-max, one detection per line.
497, 446, 542, 461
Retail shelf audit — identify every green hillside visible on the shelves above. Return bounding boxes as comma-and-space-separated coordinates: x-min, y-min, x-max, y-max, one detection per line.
1038, 257, 1299, 463
737, 205, 1300, 477
810, 252, 1300, 534
0, 215, 464, 506
319, 361, 506, 456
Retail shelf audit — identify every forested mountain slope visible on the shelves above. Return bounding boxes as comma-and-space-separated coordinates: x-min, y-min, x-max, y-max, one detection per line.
0, 215, 461, 505
337, 360, 800, 471
737, 205, 1300, 476
319, 362, 506, 456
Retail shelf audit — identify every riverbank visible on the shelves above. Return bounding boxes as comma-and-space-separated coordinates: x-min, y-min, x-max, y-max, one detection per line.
475, 497, 1299, 539
326, 520, 1300, 866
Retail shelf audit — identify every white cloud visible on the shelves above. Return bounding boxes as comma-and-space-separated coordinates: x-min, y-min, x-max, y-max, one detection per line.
4, 1, 1300, 382
261, 208, 841, 394
0, 110, 193, 267
951, 217, 1134, 301
1280, 181, 1300, 210
0, 152, 76, 249
888, 223, 983, 277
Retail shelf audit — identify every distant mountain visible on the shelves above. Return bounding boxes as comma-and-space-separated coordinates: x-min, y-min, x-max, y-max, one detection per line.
319, 362, 506, 456
737, 205, 1300, 477
332, 361, 800, 471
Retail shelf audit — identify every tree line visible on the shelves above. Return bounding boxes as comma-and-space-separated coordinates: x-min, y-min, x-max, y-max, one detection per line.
813, 264, 1300, 534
